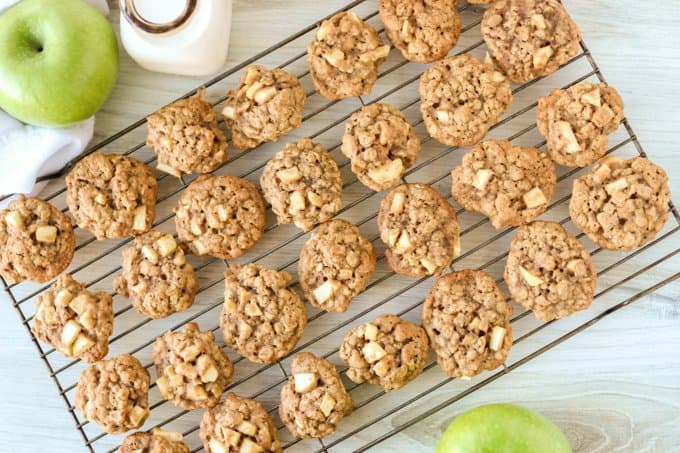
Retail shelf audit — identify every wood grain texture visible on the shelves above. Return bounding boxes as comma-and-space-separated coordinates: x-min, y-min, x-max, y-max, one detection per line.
0, 1, 678, 452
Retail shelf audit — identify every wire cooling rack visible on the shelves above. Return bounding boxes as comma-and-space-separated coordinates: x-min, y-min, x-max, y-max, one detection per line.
2, 1, 679, 452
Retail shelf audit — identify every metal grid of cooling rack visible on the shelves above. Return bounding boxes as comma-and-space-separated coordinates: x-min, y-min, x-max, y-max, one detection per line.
2, 1, 680, 452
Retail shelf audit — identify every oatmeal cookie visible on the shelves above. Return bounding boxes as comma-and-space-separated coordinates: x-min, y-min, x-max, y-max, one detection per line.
451, 139, 556, 229
379, 0, 461, 63
175, 174, 266, 259
222, 65, 306, 149
0, 196, 75, 284
220, 263, 306, 363
279, 352, 353, 438
308, 11, 391, 100
505, 221, 597, 321
537, 82, 624, 167
32, 274, 113, 363
66, 152, 157, 239
419, 54, 512, 147
200, 392, 282, 453
422, 270, 512, 378
153, 322, 233, 410
147, 90, 228, 176
340, 314, 429, 391
377, 183, 460, 276
120, 428, 189, 453
114, 230, 198, 319
570, 157, 670, 251
298, 219, 376, 313
75, 354, 150, 434
481, 0, 581, 83
341, 103, 421, 191
260, 138, 342, 232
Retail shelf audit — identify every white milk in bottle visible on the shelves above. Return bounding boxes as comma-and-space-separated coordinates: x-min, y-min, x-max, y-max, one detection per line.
119, 0, 232, 76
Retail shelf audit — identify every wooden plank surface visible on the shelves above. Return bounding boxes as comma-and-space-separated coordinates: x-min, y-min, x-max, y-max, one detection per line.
0, 1, 679, 452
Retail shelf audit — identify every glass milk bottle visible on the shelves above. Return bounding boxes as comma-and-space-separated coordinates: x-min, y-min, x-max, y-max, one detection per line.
119, 0, 232, 76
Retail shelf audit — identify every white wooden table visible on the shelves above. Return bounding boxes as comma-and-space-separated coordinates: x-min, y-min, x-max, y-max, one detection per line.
1, 1, 679, 452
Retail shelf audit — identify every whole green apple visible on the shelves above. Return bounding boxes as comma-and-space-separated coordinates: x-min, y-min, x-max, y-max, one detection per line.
0, 0, 119, 126
436, 403, 572, 453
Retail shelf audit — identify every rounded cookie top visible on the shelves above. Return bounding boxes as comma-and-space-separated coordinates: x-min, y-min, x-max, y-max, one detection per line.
114, 231, 198, 319
75, 354, 150, 434
537, 82, 624, 167
340, 314, 429, 391
308, 11, 391, 100
175, 174, 266, 259
419, 54, 512, 147
279, 352, 353, 438
451, 139, 556, 229
341, 103, 421, 191
120, 428, 189, 453
220, 263, 306, 363
146, 90, 228, 176
570, 157, 670, 251
153, 322, 233, 410
200, 392, 283, 453
222, 65, 306, 149
422, 269, 512, 378
481, 0, 581, 83
378, 183, 460, 276
0, 196, 75, 284
32, 273, 113, 363
66, 152, 157, 239
504, 221, 597, 321
379, 0, 461, 63
260, 138, 343, 232
299, 219, 376, 313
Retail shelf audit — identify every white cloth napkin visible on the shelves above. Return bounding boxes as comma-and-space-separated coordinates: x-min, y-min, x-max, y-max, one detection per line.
0, 0, 109, 205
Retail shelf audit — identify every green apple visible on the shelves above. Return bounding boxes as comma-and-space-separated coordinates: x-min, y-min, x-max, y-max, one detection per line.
0, 0, 119, 126
436, 403, 572, 453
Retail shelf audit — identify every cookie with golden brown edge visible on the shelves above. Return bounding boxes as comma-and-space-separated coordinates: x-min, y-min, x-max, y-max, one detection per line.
298, 219, 376, 313
341, 103, 421, 191
75, 354, 150, 434
340, 314, 429, 391
114, 230, 198, 319
379, 0, 461, 63
481, 0, 581, 83
419, 54, 512, 147
175, 174, 266, 259
66, 151, 157, 239
0, 196, 75, 284
378, 183, 460, 276
308, 11, 391, 100
222, 65, 306, 149
423, 269, 512, 378
220, 263, 306, 363
147, 90, 228, 176
504, 221, 597, 321
279, 352, 353, 438
200, 393, 283, 453
451, 139, 556, 229
570, 156, 670, 251
32, 273, 113, 363
537, 82, 624, 167
260, 138, 342, 232
119, 428, 189, 453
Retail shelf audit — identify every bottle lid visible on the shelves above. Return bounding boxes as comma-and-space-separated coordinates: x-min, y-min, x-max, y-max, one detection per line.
120, 0, 197, 35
